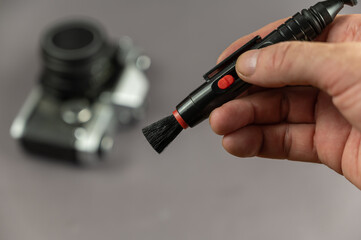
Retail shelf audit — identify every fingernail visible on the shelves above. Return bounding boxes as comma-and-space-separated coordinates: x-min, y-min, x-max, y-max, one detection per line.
236, 50, 260, 77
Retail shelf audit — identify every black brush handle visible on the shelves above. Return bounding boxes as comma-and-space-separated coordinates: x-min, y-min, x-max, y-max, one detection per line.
176, 0, 352, 128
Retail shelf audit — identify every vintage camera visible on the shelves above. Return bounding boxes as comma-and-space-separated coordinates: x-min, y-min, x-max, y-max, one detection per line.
10, 19, 151, 165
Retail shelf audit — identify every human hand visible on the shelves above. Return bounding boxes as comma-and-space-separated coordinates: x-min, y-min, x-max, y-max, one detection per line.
210, 15, 361, 190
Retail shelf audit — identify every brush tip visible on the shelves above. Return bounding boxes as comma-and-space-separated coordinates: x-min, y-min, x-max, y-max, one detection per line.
142, 115, 183, 153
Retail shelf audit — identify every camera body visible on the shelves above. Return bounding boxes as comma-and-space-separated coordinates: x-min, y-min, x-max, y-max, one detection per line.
10, 20, 150, 165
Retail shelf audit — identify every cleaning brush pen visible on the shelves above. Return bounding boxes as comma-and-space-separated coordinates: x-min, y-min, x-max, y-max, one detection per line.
143, 0, 358, 153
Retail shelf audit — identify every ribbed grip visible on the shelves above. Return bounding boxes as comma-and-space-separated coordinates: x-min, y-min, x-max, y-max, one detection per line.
252, 1, 338, 49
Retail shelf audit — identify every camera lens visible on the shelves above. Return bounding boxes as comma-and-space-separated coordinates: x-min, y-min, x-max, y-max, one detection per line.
52, 28, 94, 50
40, 20, 118, 98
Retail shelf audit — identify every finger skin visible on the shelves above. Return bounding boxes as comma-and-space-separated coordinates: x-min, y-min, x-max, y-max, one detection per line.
220, 93, 352, 172
317, 15, 361, 43
342, 128, 361, 189
222, 124, 320, 163
237, 41, 361, 91
237, 41, 361, 131
313, 92, 352, 174
222, 94, 353, 169
210, 87, 319, 135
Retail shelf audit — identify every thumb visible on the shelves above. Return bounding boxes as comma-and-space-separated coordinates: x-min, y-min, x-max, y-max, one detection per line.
236, 41, 361, 130
236, 41, 361, 97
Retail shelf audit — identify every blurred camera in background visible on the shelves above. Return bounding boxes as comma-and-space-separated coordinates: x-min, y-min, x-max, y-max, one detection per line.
10, 19, 151, 165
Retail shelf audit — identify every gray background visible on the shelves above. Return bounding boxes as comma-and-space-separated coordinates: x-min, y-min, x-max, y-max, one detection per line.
0, 0, 360, 239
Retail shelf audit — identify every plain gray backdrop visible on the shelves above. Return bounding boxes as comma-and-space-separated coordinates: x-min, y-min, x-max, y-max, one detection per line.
0, 0, 360, 239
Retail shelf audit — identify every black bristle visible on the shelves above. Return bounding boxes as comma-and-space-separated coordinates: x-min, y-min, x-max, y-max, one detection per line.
142, 115, 183, 153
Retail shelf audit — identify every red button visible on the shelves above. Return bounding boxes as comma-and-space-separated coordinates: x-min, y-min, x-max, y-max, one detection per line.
217, 75, 235, 89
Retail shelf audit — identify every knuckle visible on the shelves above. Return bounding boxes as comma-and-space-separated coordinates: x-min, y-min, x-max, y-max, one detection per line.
328, 15, 361, 42
283, 124, 292, 157
280, 91, 290, 122
321, 43, 361, 96
342, 15, 361, 41
267, 42, 295, 72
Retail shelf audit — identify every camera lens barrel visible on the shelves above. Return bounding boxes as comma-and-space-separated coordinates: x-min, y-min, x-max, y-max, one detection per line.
41, 20, 117, 98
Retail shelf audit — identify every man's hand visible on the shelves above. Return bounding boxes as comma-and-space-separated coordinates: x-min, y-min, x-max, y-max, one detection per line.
210, 15, 361, 190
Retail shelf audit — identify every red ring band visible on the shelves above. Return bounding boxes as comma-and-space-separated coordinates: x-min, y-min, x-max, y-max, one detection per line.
173, 110, 189, 129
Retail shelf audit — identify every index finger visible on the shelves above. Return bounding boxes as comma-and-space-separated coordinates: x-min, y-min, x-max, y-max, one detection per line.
217, 18, 288, 63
